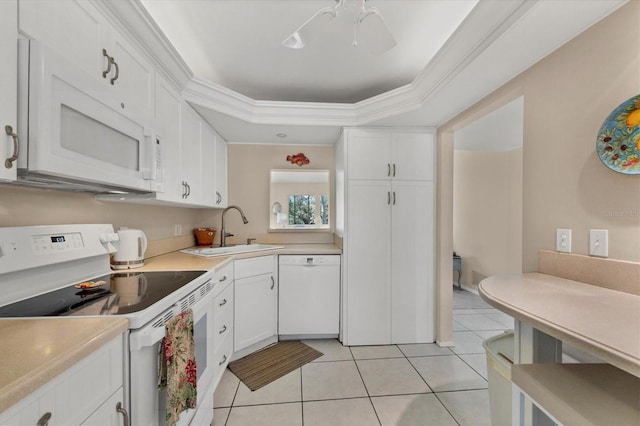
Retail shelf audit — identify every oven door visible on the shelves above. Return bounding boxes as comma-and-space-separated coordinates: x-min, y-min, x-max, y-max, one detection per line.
128, 281, 215, 426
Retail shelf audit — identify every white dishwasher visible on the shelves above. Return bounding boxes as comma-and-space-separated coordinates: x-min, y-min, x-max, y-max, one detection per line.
278, 255, 341, 338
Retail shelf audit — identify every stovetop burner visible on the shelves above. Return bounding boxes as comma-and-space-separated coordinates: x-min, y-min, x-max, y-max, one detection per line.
0, 270, 205, 317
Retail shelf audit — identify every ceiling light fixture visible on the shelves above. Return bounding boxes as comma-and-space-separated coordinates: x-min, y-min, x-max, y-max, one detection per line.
282, 0, 397, 55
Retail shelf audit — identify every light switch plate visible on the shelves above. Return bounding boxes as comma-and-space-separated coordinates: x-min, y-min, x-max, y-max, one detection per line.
589, 229, 608, 257
556, 229, 572, 253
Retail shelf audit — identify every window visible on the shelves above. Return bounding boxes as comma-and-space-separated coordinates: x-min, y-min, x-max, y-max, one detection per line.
288, 195, 329, 225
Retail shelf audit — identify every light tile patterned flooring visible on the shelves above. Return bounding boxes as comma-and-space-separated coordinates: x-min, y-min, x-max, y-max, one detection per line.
212, 289, 513, 426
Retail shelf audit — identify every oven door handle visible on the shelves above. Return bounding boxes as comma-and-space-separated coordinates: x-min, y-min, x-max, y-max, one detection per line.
130, 323, 166, 351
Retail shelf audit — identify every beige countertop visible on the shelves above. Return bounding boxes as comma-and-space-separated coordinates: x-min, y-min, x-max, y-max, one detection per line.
0, 317, 128, 413
138, 243, 342, 272
479, 272, 640, 377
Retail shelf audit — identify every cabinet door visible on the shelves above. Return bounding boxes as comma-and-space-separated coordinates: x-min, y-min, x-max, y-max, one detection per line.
391, 132, 435, 181
391, 181, 435, 343
345, 180, 392, 345
346, 130, 392, 180
107, 33, 155, 123
81, 388, 125, 426
200, 122, 218, 207
154, 77, 183, 202
234, 273, 277, 352
19, 0, 108, 83
215, 135, 228, 207
181, 104, 202, 203
0, 0, 17, 181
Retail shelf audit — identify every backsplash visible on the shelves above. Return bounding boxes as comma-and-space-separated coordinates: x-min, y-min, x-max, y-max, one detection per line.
538, 250, 640, 296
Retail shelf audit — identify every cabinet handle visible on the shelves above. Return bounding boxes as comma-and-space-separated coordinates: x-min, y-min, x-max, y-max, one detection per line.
387, 191, 391, 205
116, 402, 130, 426
393, 191, 396, 205
219, 298, 227, 306
393, 163, 396, 177
110, 58, 120, 85
219, 354, 227, 366
387, 163, 390, 177
102, 49, 112, 78
37, 412, 51, 426
270, 276, 275, 290
216, 191, 221, 204
181, 181, 186, 198
220, 275, 227, 283
185, 182, 191, 198
219, 324, 227, 334
4, 125, 19, 169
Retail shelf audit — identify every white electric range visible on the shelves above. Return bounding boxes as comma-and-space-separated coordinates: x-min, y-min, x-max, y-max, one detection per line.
0, 224, 217, 426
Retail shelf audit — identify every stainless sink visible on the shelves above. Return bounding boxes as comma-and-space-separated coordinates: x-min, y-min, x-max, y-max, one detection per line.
180, 244, 284, 258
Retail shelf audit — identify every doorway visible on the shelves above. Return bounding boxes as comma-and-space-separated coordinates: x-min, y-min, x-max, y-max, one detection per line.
452, 96, 524, 292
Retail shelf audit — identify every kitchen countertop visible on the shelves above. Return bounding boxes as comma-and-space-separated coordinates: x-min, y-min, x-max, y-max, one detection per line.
138, 243, 342, 272
0, 317, 128, 413
479, 272, 640, 377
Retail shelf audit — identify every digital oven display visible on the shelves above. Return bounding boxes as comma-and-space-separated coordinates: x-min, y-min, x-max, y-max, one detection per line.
50, 236, 66, 243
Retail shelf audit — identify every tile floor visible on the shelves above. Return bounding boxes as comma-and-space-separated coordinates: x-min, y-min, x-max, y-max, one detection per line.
212, 289, 513, 426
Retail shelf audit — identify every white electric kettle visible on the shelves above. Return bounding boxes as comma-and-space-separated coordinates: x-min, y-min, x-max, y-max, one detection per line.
112, 228, 148, 270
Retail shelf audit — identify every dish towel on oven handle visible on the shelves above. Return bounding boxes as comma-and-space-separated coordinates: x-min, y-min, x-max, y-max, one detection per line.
158, 309, 197, 426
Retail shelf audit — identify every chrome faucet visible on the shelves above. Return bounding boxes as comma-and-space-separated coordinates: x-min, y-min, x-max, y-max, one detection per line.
220, 205, 249, 247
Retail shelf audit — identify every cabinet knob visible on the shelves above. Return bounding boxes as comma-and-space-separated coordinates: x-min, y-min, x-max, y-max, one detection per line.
116, 402, 130, 426
4, 125, 19, 169
37, 412, 51, 426
102, 49, 112, 78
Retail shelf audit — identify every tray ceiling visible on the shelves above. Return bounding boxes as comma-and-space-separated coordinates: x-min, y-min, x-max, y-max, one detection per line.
131, 0, 627, 144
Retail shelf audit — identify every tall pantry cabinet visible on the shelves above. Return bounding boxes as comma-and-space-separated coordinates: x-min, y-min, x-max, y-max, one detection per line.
336, 128, 435, 346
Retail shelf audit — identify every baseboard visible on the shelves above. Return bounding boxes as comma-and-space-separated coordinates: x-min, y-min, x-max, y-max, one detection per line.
437, 340, 455, 347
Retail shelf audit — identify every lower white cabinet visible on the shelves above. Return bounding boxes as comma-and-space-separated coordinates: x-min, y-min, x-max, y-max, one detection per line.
0, 334, 127, 426
213, 265, 234, 386
234, 256, 277, 353
81, 388, 125, 426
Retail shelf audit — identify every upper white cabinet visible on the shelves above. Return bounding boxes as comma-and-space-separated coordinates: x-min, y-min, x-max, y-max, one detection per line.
0, 0, 18, 181
346, 130, 434, 181
214, 135, 228, 207
153, 76, 184, 203
337, 128, 435, 346
19, 0, 154, 124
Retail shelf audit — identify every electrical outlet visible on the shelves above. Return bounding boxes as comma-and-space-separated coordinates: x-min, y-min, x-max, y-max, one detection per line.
589, 229, 608, 257
556, 229, 572, 253
174, 224, 182, 236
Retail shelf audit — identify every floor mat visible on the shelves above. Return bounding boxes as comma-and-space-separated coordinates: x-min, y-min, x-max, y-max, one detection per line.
228, 341, 323, 391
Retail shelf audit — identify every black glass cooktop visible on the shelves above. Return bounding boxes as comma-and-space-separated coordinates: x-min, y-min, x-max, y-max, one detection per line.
0, 270, 205, 317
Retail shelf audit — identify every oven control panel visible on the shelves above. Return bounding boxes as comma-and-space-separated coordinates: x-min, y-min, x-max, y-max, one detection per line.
31, 232, 84, 253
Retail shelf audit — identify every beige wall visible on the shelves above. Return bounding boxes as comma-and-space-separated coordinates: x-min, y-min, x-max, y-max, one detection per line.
436, 1, 639, 345
0, 184, 215, 242
440, 1, 640, 274
226, 144, 335, 245
453, 148, 523, 288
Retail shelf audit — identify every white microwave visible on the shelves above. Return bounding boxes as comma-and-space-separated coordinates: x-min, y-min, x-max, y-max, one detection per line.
16, 40, 162, 193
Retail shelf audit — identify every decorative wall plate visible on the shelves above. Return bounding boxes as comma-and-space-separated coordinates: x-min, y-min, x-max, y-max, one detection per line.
596, 94, 640, 174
